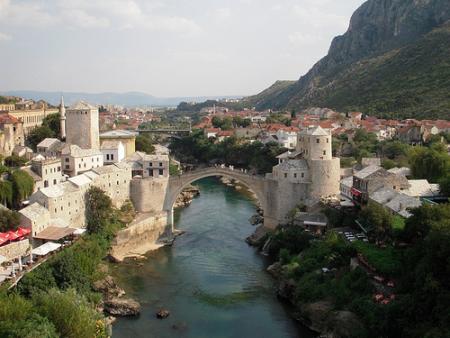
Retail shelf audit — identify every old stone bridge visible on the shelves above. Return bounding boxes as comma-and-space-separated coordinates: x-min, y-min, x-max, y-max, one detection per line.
131, 166, 310, 232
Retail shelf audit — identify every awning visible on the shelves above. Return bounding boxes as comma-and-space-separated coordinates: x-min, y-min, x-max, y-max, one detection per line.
34, 227, 76, 241
32, 242, 61, 256
16, 227, 31, 237
351, 188, 362, 197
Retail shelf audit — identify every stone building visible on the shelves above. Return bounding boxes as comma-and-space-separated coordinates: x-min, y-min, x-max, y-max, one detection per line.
0, 113, 25, 157
351, 165, 409, 204
36, 138, 65, 157
268, 126, 341, 222
127, 152, 169, 178
26, 162, 131, 229
9, 108, 59, 135
66, 101, 100, 150
100, 130, 136, 158
61, 144, 103, 177
101, 140, 125, 164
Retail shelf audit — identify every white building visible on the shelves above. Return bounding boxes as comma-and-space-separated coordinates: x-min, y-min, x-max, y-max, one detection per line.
276, 128, 298, 149
65, 101, 100, 150
101, 140, 125, 164
61, 144, 103, 177
127, 152, 169, 178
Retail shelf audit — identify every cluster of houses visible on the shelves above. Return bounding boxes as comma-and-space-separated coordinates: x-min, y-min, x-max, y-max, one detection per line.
194, 107, 450, 150
0, 98, 170, 284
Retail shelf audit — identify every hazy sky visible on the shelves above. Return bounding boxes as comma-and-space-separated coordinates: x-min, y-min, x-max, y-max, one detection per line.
0, 0, 365, 97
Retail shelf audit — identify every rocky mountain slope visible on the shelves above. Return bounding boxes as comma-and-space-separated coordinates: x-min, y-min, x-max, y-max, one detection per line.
247, 0, 450, 119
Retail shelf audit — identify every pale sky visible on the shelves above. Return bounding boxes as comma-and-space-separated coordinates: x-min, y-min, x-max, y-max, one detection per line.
0, 0, 365, 97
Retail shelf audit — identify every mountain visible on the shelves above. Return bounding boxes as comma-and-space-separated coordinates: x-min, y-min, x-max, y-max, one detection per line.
0, 90, 241, 108
247, 0, 450, 119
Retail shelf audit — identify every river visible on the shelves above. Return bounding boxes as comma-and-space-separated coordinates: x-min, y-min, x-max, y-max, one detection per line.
111, 177, 313, 338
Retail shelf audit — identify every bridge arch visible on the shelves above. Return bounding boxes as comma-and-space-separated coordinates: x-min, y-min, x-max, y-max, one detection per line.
164, 168, 268, 227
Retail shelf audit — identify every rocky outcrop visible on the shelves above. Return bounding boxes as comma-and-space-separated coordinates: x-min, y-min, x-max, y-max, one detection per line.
247, 0, 450, 118
245, 225, 268, 246
95, 275, 141, 317
174, 185, 200, 209
104, 298, 141, 317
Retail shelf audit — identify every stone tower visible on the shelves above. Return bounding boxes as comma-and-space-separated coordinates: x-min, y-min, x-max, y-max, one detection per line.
60, 95, 66, 140
65, 101, 100, 150
297, 126, 340, 199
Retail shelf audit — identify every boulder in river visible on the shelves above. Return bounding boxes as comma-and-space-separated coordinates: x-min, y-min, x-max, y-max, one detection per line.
104, 297, 141, 316
93, 275, 126, 298
156, 309, 170, 319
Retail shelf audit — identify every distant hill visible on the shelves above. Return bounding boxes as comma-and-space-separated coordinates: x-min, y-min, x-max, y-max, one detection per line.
246, 0, 450, 119
0, 90, 241, 108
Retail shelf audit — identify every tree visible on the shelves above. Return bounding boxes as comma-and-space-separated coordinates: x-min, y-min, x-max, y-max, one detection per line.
360, 202, 394, 241
0, 208, 21, 232
85, 187, 113, 234
4, 154, 28, 168
409, 146, 450, 182
0, 180, 13, 207
10, 170, 34, 208
403, 204, 450, 242
135, 135, 155, 154
439, 174, 450, 197
27, 125, 55, 151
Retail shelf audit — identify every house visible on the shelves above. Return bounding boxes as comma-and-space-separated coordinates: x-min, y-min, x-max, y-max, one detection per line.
37, 138, 64, 157
61, 144, 103, 177
205, 128, 221, 138
99, 130, 136, 158
0, 113, 25, 157
340, 176, 354, 200
369, 188, 422, 218
101, 140, 125, 164
275, 127, 299, 149
127, 152, 169, 178
351, 166, 409, 204
217, 130, 234, 142
403, 180, 440, 198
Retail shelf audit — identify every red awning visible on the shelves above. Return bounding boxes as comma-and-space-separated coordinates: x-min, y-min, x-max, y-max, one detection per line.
16, 227, 31, 237
0, 235, 7, 246
5, 231, 19, 241
351, 188, 362, 197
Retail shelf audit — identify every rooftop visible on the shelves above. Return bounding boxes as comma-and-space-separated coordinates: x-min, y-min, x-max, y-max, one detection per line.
19, 202, 50, 220
69, 101, 97, 110
37, 138, 62, 149
354, 165, 383, 179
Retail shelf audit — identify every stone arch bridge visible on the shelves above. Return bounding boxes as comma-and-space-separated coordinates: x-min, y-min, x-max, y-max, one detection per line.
164, 167, 281, 230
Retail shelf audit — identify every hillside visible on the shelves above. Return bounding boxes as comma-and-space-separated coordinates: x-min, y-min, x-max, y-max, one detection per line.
247, 0, 450, 119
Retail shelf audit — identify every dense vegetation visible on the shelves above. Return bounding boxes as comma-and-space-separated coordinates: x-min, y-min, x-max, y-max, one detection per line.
270, 203, 450, 337
169, 130, 285, 174
26, 113, 61, 150
135, 134, 155, 154
0, 188, 127, 337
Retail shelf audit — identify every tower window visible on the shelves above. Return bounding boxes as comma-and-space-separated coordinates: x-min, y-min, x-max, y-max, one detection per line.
323, 150, 326, 156
316, 139, 320, 143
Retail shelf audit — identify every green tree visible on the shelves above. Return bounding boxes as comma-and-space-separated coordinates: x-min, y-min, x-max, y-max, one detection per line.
439, 174, 450, 197
409, 146, 450, 182
135, 135, 155, 154
360, 202, 394, 241
4, 154, 28, 168
26, 125, 55, 151
10, 170, 34, 208
0, 180, 13, 207
85, 187, 113, 235
0, 208, 21, 232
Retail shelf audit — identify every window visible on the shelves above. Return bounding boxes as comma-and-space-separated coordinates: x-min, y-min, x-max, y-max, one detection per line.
58, 166, 61, 172
111, 154, 114, 160
316, 139, 320, 143
65, 165, 70, 169
159, 162, 163, 167
326, 138, 329, 143
294, 173, 297, 178
53, 179, 57, 185
323, 150, 326, 156
106, 154, 110, 160
159, 169, 164, 176
44, 180, 49, 188
284, 173, 287, 178
117, 181, 119, 185
301, 173, 304, 178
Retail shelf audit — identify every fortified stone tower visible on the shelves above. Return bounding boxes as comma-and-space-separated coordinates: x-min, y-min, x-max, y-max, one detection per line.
59, 95, 66, 140
297, 126, 340, 199
65, 101, 100, 150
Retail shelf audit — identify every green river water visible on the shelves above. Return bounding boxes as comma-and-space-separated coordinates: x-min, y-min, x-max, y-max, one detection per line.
111, 177, 314, 338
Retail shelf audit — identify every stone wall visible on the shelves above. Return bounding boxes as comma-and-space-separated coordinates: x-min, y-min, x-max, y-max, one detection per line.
130, 177, 169, 213
110, 212, 168, 261
0, 239, 30, 260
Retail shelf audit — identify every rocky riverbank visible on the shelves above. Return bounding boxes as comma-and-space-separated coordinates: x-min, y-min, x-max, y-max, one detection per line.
269, 261, 364, 338
174, 185, 200, 209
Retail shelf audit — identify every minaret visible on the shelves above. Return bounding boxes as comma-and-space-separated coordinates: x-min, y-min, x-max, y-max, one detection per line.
60, 95, 66, 140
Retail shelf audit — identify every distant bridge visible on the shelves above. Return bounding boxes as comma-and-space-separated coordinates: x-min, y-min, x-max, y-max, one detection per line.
136, 127, 192, 138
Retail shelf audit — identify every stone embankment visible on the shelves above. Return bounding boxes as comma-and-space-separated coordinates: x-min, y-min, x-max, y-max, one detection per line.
174, 185, 200, 208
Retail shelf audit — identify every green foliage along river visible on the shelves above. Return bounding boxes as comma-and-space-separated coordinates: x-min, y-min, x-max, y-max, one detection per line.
111, 178, 313, 338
